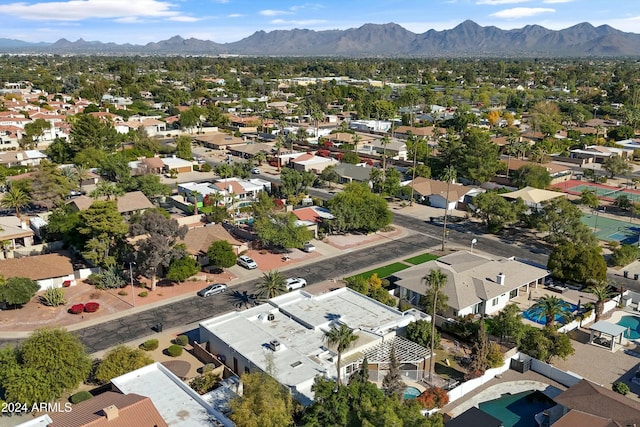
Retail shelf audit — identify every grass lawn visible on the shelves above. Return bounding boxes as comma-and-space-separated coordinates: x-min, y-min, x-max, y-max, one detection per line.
404, 253, 439, 265
350, 262, 411, 280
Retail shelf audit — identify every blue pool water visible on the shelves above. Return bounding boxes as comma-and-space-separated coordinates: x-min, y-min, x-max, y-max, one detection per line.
479, 390, 556, 427
522, 300, 577, 325
403, 386, 422, 400
617, 315, 640, 340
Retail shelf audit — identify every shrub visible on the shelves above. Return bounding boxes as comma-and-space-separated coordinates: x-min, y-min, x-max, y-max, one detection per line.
416, 387, 449, 410
202, 363, 215, 373
139, 291, 148, 297
86, 273, 102, 286
167, 344, 183, 357
398, 298, 413, 312
69, 303, 84, 314
118, 290, 128, 296
69, 391, 93, 404
610, 244, 640, 267
190, 371, 220, 394
84, 302, 100, 313
140, 339, 159, 351
175, 335, 189, 346
40, 288, 66, 307
613, 381, 630, 395
99, 267, 126, 289
487, 342, 505, 368
200, 163, 212, 172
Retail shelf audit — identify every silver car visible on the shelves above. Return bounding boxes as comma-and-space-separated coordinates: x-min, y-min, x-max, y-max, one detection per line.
238, 255, 258, 269
197, 283, 228, 298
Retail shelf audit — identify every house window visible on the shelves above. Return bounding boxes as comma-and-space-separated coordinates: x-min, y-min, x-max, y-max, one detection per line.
509, 289, 518, 299
492, 297, 499, 306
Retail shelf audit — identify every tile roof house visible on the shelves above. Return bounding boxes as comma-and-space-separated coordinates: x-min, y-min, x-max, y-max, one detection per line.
394, 251, 548, 317
499, 158, 573, 185
407, 177, 479, 210
0, 253, 75, 291
47, 391, 168, 427
161, 156, 193, 174
551, 379, 640, 426
180, 223, 247, 265
289, 153, 339, 173
500, 186, 566, 210
194, 133, 246, 150
67, 191, 154, 216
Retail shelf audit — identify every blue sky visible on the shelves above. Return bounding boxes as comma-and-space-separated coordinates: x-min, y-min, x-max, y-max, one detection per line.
1, 0, 639, 44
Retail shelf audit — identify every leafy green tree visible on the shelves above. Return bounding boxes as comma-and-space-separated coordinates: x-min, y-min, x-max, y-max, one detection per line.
179, 109, 200, 133
610, 244, 640, 267
512, 164, 552, 189
229, 371, 294, 427
69, 113, 119, 154
547, 241, 607, 284
128, 174, 171, 198
528, 295, 574, 328
489, 303, 525, 345
382, 346, 405, 400
74, 147, 107, 168
0, 277, 39, 307
320, 165, 339, 188
530, 101, 562, 136
324, 324, 359, 386
614, 194, 632, 211
459, 128, 500, 184
23, 118, 50, 149
603, 155, 632, 178
580, 189, 599, 210
175, 135, 193, 160
537, 198, 598, 247
28, 161, 74, 209
341, 151, 360, 164
4, 328, 92, 406
406, 319, 441, 349
45, 205, 82, 246
166, 256, 200, 282
474, 191, 526, 233
45, 137, 74, 164
422, 269, 447, 383
467, 319, 490, 379
99, 152, 131, 184
326, 183, 392, 233
94, 345, 154, 384
279, 168, 316, 198
256, 270, 287, 299
1, 186, 31, 217
254, 212, 313, 250
207, 240, 237, 269
78, 200, 129, 267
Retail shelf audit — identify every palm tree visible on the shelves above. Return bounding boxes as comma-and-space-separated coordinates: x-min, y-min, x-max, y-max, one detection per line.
528, 295, 574, 328
324, 324, 359, 386
191, 191, 201, 216
256, 270, 287, 299
90, 182, 124, 201
422, 268, 448, 383
1, 186, 31, 218
440, 165, 457, 252
254, 152, 266, 166
586, 281, 616, 322
352, 133, 361, 155
75, 165, 91, 193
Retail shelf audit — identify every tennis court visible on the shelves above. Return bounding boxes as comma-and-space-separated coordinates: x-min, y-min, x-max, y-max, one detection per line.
556, 180, 640, 202
582, 212, 640, 244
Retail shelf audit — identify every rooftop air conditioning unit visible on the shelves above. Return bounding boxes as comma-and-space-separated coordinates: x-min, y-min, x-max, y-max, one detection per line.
269, 340, 281, 351
267, 313, 275, 321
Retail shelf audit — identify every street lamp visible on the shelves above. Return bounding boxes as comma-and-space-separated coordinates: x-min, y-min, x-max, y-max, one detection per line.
129, 261, 136, 307
470, 238, 477, 253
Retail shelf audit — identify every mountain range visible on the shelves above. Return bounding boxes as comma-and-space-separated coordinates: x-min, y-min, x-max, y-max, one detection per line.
2, 20, 640, 57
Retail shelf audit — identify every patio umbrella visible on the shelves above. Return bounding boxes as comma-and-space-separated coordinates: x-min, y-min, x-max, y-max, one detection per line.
576, 299, 581, 312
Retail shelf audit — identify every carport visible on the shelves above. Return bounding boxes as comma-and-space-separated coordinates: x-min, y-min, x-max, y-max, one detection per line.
589, 320, 627, 352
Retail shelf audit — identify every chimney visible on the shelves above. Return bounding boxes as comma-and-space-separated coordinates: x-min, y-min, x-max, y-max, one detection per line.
497, 273, 506, 286
101, 405, 119, 420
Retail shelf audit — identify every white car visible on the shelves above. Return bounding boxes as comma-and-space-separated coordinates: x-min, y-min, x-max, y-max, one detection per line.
302, 242, 316, 253
285, 277, 307, 291
250, 168, 260, 174
237, 255, 258, 270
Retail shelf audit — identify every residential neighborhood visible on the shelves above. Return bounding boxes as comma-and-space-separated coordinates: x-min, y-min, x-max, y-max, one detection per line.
3, 42, 640, 427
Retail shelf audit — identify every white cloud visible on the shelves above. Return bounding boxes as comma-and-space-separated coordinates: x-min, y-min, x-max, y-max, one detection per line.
227, 14, 243, 18
543, 0, 573, 3
491, 7, 555, 18
168, 16, 203, 22
259, 9, 292, 17
0, 0, 194, 22
477, 0, 530, 5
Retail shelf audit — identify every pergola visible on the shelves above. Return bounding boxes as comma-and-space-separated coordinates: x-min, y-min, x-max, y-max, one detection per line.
589, 320, 627, 352
363, 335, 431, 371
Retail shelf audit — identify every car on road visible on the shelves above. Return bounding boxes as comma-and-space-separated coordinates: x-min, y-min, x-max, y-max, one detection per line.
301, 242, 316, 253
250, 168, 260, 174
197, 283, 228, 297
237, 255, 258, 269
285, 277, 307, 291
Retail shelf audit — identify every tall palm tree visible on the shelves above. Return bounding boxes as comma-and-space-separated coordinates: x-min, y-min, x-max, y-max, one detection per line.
422, 268, 448, 383
256, 270, 287, 299
352, 133, 362, 155
90, 182, 124, 201
440, 165, 457, 252
586, 281, 616, 322
75, 165, 91, 193
191, 191, 201, 215
1, 187, 31, 218
528, 295, 573, 328
324, 324, 359, 386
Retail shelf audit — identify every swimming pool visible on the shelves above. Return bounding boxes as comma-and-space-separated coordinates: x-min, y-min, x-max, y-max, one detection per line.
403, 386, 422, 400
522, 300, 577, 325
617, 315, 640, 340
479, 390, 556, 427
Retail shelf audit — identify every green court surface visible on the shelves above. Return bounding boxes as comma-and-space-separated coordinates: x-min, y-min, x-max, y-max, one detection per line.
568, 183, 640, 203
582, 213, 640, 245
